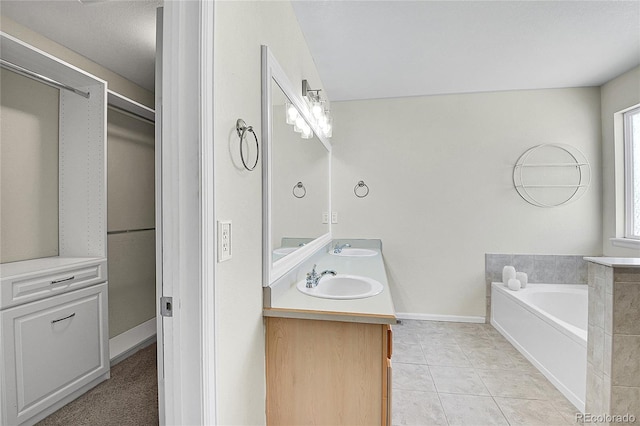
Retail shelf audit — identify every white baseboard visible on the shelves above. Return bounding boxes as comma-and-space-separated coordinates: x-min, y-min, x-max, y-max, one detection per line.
396, 312, 486, 323
109, 317, 157, 365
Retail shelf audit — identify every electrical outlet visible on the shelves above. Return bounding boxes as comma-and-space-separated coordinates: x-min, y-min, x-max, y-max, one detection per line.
322, 212, 329, 224
331, 212, 338, 224
218, 221, 232, 262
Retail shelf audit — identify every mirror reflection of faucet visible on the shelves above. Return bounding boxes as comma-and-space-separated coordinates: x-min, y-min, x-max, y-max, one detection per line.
305, 264, 337, 288
333, 242, 351, 254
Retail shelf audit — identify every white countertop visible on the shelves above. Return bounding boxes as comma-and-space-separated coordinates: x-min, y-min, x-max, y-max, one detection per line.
264, 243, 396, 325
584, 257, 640, 268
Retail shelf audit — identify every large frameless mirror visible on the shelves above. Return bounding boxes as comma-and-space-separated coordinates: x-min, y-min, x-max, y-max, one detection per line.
261, 45, 331, 286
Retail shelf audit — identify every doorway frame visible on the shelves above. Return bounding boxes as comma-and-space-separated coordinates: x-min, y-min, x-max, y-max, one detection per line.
156, 1, 217, 424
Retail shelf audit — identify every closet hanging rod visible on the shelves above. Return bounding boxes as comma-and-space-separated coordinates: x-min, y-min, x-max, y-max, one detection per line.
107, 104, 155, 125
107, 227, 156, 235
0, 58, 90, 99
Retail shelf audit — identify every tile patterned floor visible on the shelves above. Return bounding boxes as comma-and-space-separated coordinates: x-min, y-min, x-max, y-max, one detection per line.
392, 320, 581, 426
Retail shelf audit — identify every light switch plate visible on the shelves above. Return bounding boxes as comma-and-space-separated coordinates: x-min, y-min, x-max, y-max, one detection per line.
218, 221, 232, 262
331, 212, 338, 224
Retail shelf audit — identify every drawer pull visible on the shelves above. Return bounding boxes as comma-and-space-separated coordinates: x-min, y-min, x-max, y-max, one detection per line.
51, 276, 75, 285
51, 313, 76, 324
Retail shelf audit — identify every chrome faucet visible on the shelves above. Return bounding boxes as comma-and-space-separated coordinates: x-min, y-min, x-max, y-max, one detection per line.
306, 264, 337, 288
333, 242, 351, 254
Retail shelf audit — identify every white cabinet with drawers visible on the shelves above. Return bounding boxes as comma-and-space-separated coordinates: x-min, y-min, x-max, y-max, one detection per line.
0, 33, 110, 426
1, 280, 109, 425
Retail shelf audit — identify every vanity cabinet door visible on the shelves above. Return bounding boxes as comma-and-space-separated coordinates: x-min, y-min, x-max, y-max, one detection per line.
266, 317, 387, 425
384, 358, 392, 426
1, 283, 109, 425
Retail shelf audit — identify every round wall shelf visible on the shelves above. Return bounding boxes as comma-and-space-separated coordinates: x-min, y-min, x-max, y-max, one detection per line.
513, 144, 591, 208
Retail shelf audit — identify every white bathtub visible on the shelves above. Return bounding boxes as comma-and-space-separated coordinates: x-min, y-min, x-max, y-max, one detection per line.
491, 282, 587, 412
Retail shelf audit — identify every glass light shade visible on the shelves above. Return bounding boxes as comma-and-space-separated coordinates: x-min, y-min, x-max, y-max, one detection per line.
286, 103, 298, 125
294, 116, 306, 133
312, 101, 324, 120
301, 125, 313, 139
318, 114, 328, 129
322, 117, 333, 138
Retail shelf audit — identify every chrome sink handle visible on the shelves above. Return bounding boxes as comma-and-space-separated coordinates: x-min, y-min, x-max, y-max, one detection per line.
333, 242, 351, 254
306, 264, 337, 288
306, 264, 318, 288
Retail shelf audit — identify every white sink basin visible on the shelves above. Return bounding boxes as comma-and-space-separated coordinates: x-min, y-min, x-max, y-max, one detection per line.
297, 274, 383, 300
330, 248, 377, 257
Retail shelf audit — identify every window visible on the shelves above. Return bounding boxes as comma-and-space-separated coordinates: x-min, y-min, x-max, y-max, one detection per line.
624, 106, 640, 239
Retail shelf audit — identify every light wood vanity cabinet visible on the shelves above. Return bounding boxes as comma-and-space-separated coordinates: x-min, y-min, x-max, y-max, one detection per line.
266, 317, 393, 425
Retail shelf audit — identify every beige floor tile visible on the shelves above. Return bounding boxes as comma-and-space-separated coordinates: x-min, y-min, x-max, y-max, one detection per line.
421, 342, 472, 367
393, 362, 437, 392
392, 390, 448, 426
394, 341, 426, 364
393, 329, 422, 344
476, 369, 550, 399
462, 346, 519, 370
392, 321, 579, 426
527, 371, 568, 400
495, 397, 572, 425
438, 393, 508, 425
551, 398, 582, 425
429, 366, 490, 396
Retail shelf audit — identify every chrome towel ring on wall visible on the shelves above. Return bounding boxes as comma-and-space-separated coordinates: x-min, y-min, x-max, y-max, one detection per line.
354, 180, 369, 198
236, 118, 260, 171
292, 182, 306, 198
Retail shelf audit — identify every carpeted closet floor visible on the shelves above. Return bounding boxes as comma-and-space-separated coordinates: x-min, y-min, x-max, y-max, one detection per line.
37, 343, 159, 426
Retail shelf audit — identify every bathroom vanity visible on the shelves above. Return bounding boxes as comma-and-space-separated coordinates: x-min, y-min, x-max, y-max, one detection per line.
261, 45, 395, 425
263, 242, 396, 425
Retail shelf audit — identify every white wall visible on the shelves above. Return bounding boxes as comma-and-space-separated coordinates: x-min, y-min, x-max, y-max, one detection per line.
600, 66, 640, 257
213, 2, 326, 424
0, 69, 59, 263
332, 88, 602, 317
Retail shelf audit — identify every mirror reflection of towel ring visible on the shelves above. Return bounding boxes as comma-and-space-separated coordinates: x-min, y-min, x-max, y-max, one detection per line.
293, 182, 306, 198
236, 118, 259, 171
354, 180, 369, 198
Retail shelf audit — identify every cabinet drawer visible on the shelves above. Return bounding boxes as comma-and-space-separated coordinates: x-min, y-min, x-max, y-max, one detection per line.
1, 258, 107, 309
1, 283, 109, 425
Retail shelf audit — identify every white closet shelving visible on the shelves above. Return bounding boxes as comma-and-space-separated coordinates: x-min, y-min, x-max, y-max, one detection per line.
0, 32, 109, 426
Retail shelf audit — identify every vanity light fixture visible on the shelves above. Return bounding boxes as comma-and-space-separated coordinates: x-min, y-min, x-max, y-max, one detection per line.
302, 79, 333, 138
285, 101, 313, 139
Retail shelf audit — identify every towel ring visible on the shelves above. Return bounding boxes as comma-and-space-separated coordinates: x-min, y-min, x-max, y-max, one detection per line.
354, 180, 369, 198
293, 182, 306, 198
236, 119, 259, 171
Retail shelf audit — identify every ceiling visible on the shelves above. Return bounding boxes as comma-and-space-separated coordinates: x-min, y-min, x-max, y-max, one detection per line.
291, 0, 640, 101
1, 1, 638, 100
1, 0, 160, 92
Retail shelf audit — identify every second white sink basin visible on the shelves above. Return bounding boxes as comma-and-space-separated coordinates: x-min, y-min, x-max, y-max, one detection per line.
330, 248, 377, 257
297, 274, 383, 300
